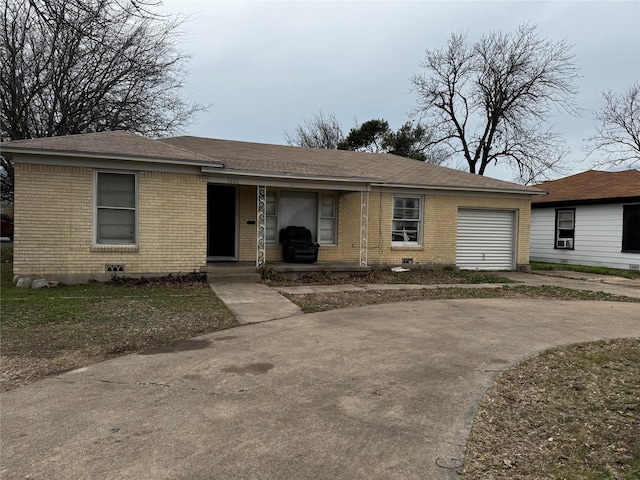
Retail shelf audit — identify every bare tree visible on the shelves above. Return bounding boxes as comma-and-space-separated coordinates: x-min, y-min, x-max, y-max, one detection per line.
284, 111, 344, 149
411, 24, 579, 184
0, 0, 205, 202
586, 84, 640, 170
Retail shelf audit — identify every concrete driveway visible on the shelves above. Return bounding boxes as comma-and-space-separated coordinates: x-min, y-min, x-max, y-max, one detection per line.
2, 299, 639, 480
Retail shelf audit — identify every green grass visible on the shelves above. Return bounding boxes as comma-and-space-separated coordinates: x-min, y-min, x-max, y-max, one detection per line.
531, 261, 640, 279
1, 246, 238, 391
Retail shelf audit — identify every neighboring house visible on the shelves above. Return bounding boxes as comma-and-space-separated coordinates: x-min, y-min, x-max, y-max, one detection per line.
530, 170, 640, 271
2, 131, 542, 283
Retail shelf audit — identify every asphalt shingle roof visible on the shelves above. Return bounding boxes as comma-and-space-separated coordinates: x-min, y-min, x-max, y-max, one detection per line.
532, 170, 640, 204
1, 131, 220, 165
160, 136, 540, 194
2, 131, 542, 194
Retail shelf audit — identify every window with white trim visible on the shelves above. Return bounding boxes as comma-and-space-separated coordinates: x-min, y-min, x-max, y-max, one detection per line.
392, 196, 422, 245
266, 190, 277, 243
267, 190, 337, 244
622, 204, 640, 253
555, 208, 575, 249
95, 172, 137, 245
319, 193, 336, 244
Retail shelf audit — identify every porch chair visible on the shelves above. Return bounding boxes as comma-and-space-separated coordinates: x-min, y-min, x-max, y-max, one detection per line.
279, 226, 319, 263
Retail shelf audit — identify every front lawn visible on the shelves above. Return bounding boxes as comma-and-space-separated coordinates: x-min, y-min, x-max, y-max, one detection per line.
461, 339, 640, 480
531, 262, 640, 280
263, 266, 514, 285
283, 285, 640, 314
0, 246, 237, 391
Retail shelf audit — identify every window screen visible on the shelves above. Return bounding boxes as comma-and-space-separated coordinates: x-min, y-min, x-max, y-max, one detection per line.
392, 196, 422, 244
96, 172, 137, 245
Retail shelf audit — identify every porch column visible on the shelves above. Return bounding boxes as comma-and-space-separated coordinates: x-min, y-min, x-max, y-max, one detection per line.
256, 185, 266, 267
359, 189, 369, 266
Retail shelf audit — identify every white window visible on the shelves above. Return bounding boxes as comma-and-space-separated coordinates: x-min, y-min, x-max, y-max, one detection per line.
392, 196, 422, 245
279, 191, 318, 240
95, 171, 137, 245
319, 193, 336, 244
555, 209, 575, 249
266, 190, 277, 243
267, 190, 337, 244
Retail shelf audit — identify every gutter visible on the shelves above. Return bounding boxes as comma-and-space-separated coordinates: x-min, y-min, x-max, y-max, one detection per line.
369, 182, 545, 196
531, 196, 640, 208
1, 146, 225, 169
201, 166, 381, 184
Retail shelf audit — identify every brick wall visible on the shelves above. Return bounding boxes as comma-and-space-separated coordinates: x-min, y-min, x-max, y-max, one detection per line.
255, 189, 531, 268
238, 185, 257, 262
13, 164, 531, 280
14, 163, 207, 281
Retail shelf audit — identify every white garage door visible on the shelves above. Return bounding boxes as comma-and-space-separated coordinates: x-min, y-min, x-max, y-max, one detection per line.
456, 209, 515, 270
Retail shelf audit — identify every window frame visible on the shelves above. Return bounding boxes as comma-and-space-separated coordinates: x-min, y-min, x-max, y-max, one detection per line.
265, 190, 278, 243
554, 208, 575, 250
267, 189, 338, 245
318, 192, 336, 244
622, 204, 640, 253
391, 195, 423, 246
94, 170, 139, 246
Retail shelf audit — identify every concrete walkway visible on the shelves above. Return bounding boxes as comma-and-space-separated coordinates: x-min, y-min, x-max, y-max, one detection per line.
502, 270, 640, 299
2, 299, 639, 480
210, 283, 302, 324
214, 271, 640, 326
2, 271, 638, 480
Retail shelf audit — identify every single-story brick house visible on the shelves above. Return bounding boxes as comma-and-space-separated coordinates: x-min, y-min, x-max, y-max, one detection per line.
530, 169, 640, 270
3, 131, 543, 283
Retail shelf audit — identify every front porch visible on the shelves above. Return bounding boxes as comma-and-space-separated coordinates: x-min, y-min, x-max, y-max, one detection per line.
205, 183, 371, 268
201, 261, 372, 283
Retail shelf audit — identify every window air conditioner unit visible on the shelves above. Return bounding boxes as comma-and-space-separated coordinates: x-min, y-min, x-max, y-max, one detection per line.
557, 239, 573, 248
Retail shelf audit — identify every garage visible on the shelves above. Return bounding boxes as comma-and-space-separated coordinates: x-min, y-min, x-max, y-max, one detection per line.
456, 208, 515, 270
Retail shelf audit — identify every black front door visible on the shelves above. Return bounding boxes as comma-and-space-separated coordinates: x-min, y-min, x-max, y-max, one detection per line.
207, 185, 236, 258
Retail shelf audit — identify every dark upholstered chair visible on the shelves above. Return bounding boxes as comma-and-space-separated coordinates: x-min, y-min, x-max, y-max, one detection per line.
279, 226, 319, 263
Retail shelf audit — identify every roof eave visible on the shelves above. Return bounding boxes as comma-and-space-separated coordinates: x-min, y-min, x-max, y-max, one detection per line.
532, 196, 640, 208
1, 146, 224, 168
370, 182, 543, 195
201, 165, 381, 183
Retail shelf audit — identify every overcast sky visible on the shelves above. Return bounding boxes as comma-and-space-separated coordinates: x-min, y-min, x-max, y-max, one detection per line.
160, 0, 640, 182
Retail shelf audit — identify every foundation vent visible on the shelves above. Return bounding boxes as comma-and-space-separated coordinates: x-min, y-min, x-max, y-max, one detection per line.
630, 264, 639, 270
106, 264, 125, 273
402, 258, 414, 265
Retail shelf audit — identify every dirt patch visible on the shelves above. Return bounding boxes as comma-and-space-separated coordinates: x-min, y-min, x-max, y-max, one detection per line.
459, 338, 640, 479
284, 285, 640, 313
263, 268, 512, 286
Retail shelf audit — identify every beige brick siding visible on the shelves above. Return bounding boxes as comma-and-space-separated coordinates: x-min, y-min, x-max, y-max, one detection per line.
256, 189, 531, 267
14, 163, 207, 279
14, 165, 531, 279
238, 185, 257, 262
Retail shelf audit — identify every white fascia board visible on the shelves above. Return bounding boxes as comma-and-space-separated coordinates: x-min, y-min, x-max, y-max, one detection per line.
370, 182, 544, 196
12, 153, 204, 175
3, 147, 224, 169
202, 167, 377, 191
206, 175, 371, 192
